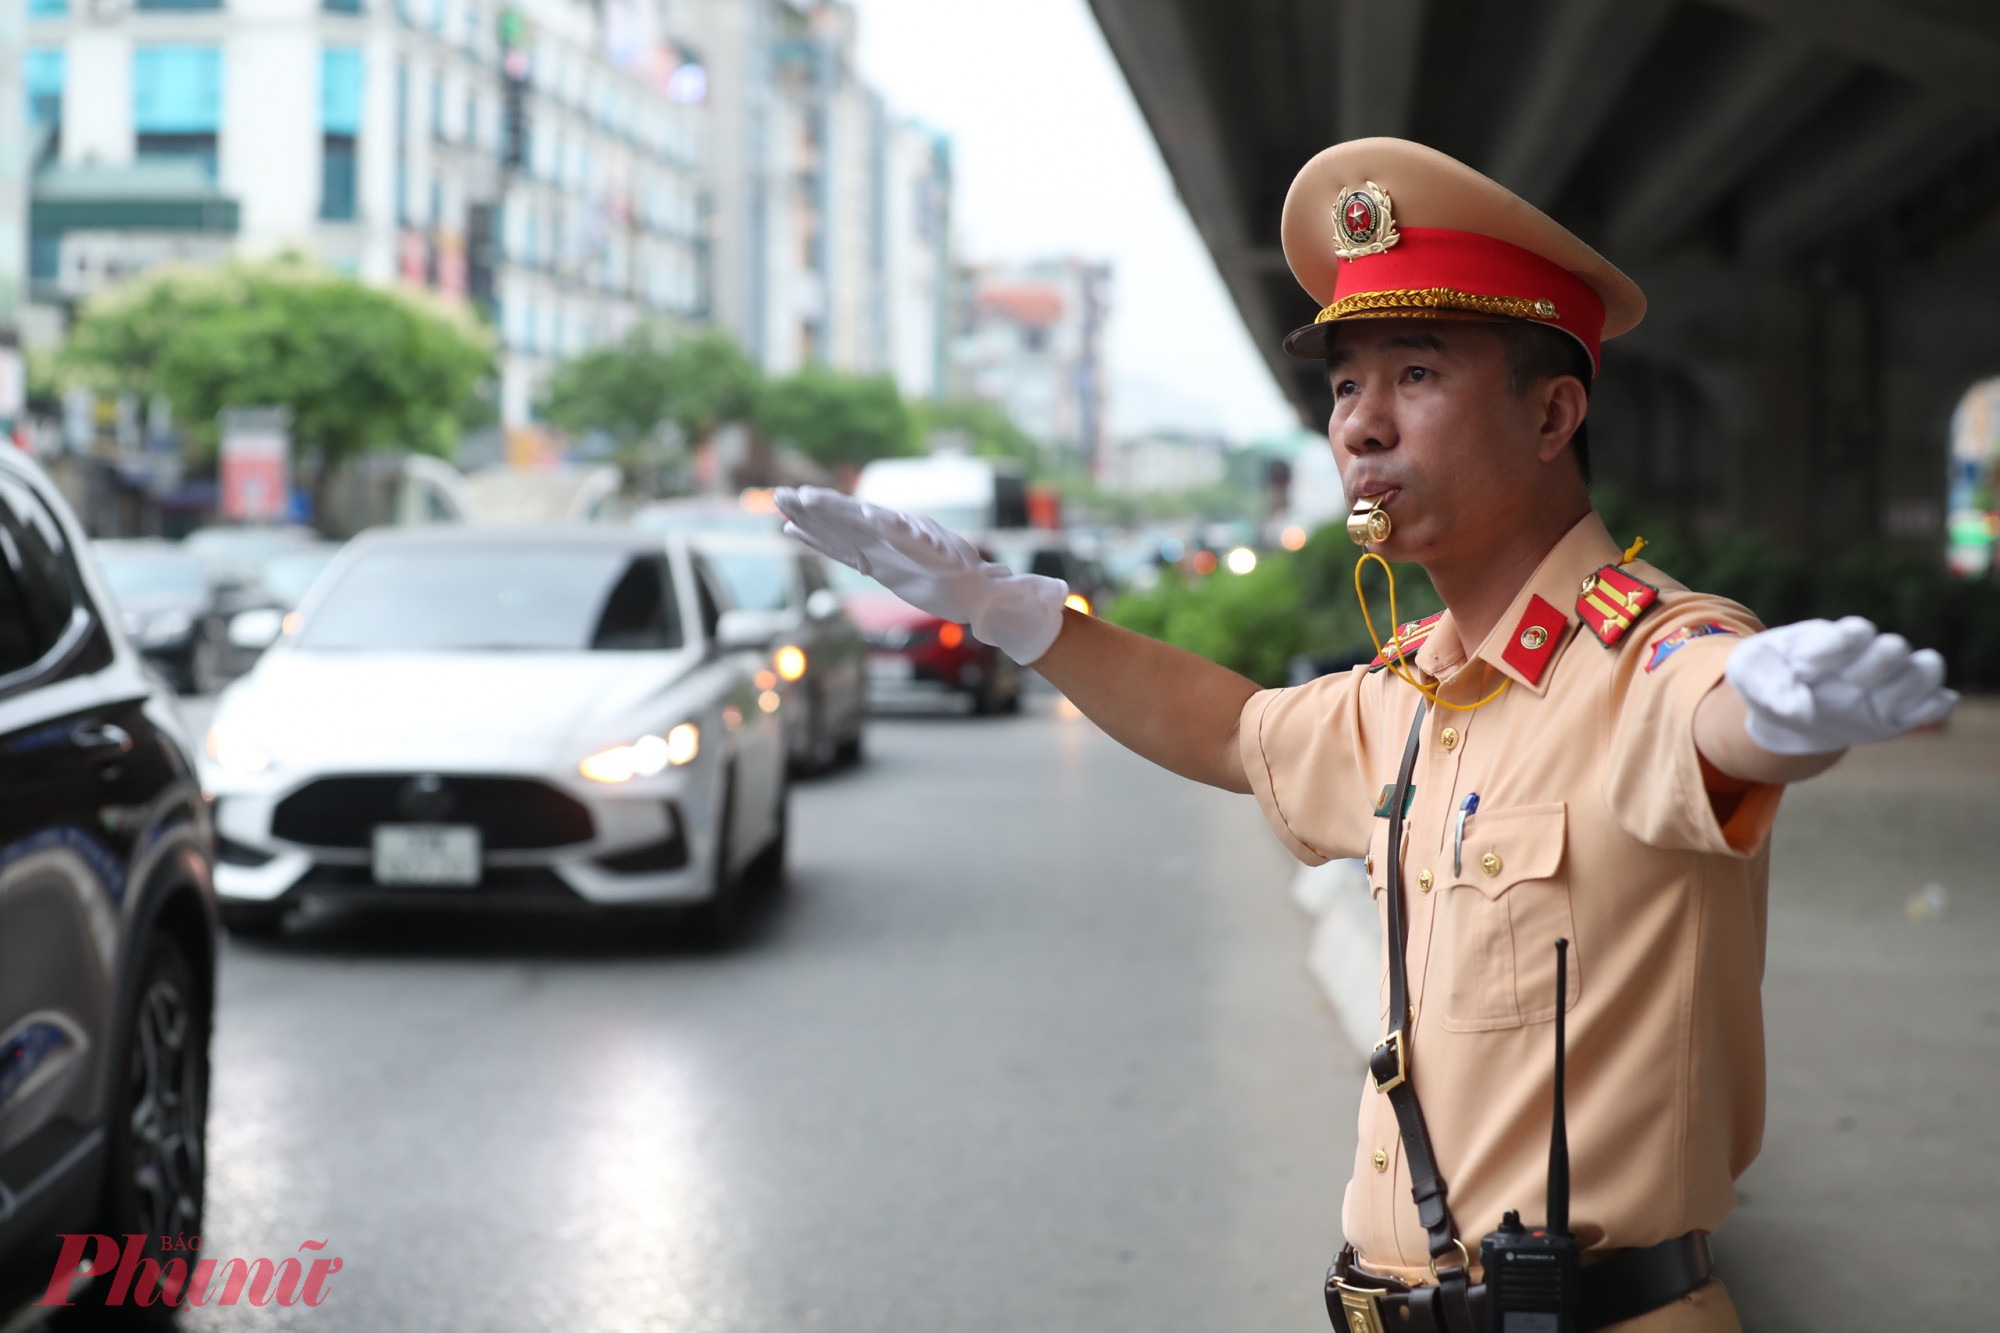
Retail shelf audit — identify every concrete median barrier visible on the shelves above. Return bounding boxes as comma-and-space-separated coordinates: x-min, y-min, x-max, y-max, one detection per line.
1291, 857, 1381, 1057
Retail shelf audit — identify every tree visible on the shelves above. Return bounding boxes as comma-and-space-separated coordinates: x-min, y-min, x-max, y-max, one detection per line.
62, 257, 492, 509
753, 366, 912, 471
910, 398, 1041, 466
539, 326, 760, 456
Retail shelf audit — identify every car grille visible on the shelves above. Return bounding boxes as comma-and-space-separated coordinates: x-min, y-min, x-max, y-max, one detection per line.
292, 863, 576, 895
272, 775, 595, 850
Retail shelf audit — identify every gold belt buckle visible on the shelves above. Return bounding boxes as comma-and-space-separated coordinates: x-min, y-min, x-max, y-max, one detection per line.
1335, 1283, 1388, 1333
1370, 1029, 1407, 1093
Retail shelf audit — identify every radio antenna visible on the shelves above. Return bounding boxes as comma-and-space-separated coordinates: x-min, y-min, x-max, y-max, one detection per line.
1548, 938, 1571, 1235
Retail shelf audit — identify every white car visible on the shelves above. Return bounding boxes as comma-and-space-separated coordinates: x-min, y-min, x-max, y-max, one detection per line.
201, 526, 789, 941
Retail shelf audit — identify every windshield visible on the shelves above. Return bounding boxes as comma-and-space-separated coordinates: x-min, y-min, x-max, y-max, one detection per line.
260, 549, 339, 605
705, 551, 795, 612
824, 562, 886, 595
633, 508, 785, 535
297, 545, 685, 652
186, 527, 310, 582
96, 550, 209, 602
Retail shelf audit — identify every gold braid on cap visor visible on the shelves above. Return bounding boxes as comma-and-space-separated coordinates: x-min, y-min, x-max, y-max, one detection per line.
1314, 287, 1559, 324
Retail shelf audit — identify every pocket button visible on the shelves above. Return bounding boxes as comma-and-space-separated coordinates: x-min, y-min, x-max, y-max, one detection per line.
1481, 852, 1503, 876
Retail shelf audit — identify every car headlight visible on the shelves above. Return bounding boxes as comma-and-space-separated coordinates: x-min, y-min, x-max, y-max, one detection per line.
773, 644, 807, 681
205, 720, 271, 774
579, 722, 700, 783
139, 609, 196, 646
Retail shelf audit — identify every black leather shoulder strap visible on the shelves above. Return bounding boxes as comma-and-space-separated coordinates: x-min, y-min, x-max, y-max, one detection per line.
1364, 699, 1478, 1333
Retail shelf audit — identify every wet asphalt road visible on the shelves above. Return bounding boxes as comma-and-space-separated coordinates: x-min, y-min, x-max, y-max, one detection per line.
45, 691, 1994, 1331
175, 694, 1356, 1331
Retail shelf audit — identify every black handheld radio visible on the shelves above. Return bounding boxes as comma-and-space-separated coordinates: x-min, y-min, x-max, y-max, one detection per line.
1478, 938, 1580, 1333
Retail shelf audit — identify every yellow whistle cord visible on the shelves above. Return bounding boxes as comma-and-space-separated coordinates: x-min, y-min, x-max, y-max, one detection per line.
1621, 535, 1648, 565
1354, 552, 1511, 713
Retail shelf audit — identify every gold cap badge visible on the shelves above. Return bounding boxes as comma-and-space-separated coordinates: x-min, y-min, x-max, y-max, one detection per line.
1333, 181, 1401, 260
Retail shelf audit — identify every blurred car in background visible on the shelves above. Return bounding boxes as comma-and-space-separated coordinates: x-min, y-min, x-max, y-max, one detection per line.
0, 449, 217, 1317
183, 523, 318, 589
92, 538, 275, 694
202, 527, 789, 942
695, 533, 867, 771
214, 540, 344, 682
831, 562, 1023, 715
983, 533, 1116, 618
854, 454, 1029, 532
632, 489, 788, 536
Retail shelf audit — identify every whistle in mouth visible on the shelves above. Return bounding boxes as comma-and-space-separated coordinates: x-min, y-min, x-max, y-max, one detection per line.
1347, 494, 1392, 547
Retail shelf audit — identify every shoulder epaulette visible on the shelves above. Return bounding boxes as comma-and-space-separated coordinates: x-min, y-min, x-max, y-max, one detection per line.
1576, 564, 1659, 647
1367, 611, 1446, 671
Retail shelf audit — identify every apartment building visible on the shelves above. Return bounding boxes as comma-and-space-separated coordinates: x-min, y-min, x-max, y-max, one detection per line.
23, 0, 709, 425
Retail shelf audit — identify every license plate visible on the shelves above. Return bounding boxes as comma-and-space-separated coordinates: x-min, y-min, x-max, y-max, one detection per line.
867, 654, 914, 682
372, 825, 481, 886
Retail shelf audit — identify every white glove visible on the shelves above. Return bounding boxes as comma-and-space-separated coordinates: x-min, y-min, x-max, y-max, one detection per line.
772, 486, 1069, 664
1724, 615, 1958, 755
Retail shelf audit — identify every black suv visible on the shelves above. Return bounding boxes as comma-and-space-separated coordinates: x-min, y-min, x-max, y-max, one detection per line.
0, 450, 217, 1314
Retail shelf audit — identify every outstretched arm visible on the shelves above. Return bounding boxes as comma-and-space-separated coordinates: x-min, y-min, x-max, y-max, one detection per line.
1033, 609, 1257, 792
1697, 615, 1957, 785
774, 486, 1257, 793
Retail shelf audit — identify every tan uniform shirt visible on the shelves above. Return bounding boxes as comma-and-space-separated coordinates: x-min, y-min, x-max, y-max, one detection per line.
1239, 511, 1782, 1270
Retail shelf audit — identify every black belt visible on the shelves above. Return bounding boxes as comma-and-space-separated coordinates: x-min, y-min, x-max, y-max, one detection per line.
1328, 1231, 1714, 1332
1335, 702, 1713, 1332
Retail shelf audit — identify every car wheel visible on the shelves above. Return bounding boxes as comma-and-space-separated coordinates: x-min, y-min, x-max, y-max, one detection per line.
791, 687, 837, 775
835, 722, 864, 767
742, 773, 789, 894
190, 627, 226, 697
219, 900, 287, 938
78, 933, 209, 1318
688, 770, 747, 946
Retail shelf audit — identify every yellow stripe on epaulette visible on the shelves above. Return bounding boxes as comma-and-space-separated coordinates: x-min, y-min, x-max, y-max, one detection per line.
1576, 564, 1659, 647
1367, 611, 1445, 671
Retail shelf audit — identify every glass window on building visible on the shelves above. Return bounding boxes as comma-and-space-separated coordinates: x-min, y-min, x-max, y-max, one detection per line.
136, 0, 221, 11
133, 45, 223, 180
322, 137, 358, 220
430, 69, 445, 141
321, 48, 364, 221
395, 60, 409, 224
26, 48, 63, 138
324, 0, 364, 13
28, 0, 67, 19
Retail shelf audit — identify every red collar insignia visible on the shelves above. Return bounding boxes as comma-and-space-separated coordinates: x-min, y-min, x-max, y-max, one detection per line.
1367, 611, 1445, 671
1499, 594, 1567, 686
1576, 565, 1659, 647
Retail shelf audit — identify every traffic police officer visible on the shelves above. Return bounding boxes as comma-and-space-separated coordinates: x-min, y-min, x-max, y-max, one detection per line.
773, 139, 1957, 1333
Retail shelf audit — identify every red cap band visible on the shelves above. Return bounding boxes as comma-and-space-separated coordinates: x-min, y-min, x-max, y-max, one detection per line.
1322, 227, 1607, 371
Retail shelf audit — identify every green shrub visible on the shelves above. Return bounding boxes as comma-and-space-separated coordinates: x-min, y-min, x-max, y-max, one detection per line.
1107, 493, 2000, 689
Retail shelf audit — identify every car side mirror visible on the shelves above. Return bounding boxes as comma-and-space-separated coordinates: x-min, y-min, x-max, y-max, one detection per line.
805, 589, 841, 621
227, 608, 285, 650
715, 609, 769, 651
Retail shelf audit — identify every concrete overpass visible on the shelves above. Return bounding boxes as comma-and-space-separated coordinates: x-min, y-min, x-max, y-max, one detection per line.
1086, 0, 2000, 553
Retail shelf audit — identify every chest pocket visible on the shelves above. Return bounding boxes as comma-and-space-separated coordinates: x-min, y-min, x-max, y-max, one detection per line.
1436, 802, 1578, 1033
